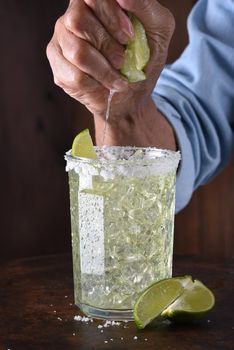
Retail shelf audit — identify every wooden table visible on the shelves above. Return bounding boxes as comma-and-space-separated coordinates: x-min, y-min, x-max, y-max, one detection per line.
0, 254, 233, 350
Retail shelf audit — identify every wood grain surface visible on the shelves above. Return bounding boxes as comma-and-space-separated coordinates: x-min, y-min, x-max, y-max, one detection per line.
0, 254, 233, 350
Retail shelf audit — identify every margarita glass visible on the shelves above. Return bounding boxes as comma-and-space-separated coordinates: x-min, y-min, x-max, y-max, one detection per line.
65, 146, 180, 320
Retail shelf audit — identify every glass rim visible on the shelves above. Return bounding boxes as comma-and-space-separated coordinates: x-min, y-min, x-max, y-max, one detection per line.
65, 146, 181, 166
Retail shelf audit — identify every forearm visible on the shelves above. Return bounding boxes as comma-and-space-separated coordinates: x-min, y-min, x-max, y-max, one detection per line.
94, 96, 177, 150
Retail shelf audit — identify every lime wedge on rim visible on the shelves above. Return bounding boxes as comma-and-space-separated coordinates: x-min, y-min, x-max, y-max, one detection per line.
161, 279, 215, 322
72, 128, 97, 159
134, 276, 192, 329
121, 14, 150, 83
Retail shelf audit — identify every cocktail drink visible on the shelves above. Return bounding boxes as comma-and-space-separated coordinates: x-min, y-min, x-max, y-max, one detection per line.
65, 146, 180, 320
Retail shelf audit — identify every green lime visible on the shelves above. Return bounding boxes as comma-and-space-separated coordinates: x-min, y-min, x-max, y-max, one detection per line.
161, 279, 215, 322
120, 14, 150, 83
72, 128, 97, 159
133, 276, 192, 329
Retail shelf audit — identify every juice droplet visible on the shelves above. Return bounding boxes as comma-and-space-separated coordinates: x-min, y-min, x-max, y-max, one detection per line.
102, 90, 115, 146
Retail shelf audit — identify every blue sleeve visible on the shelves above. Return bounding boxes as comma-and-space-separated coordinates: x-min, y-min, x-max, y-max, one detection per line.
152, 0, 234, 212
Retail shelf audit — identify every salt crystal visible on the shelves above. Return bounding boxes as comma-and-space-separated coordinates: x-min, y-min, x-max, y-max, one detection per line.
53, 310, 57, 313
101, 330, 104, 333
74, 315, 82, 321
145, 338, 148, 341
110, 338, 113, 341
133, 336, 138, 340
82, 316, 90, 322
57, 317, 62, 321
121, 337, 124, 340
98, 325, 103, 329
73, 333, 76, 336
64, 295, 68, 298
104, 341, 108, 344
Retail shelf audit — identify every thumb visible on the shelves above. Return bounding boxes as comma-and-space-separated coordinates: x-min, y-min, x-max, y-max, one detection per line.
115, 0, 175, 44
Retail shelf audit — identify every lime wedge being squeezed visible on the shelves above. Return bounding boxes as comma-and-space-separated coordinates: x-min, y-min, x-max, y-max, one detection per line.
121, 14, 150, 83
134, 276, 215, 329
72, 128, 97, 159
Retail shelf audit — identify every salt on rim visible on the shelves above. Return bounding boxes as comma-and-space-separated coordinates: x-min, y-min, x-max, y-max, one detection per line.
65, 146, 181, 178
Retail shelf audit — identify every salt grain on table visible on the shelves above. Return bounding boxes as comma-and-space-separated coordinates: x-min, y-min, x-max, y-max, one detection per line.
74, 315, 93, 323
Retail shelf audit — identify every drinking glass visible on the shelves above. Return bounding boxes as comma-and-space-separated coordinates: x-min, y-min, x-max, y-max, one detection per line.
65, 146, 180, 320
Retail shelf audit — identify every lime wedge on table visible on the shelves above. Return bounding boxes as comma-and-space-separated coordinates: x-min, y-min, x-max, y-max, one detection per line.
121, 14, 150, 83
134, 276, 192, 329
161, 279, 215, 322
72, 129, 97, 159
134, 276, 215, 329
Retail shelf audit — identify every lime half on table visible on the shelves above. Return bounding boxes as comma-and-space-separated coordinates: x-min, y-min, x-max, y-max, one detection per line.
72, 128, 97, 159
121, 14, 150, 83
134, 276, 215, 329
161, 278, 215, 322
134, 276, 192, 329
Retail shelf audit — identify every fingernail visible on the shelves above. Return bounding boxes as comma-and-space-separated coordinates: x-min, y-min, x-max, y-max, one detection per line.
113, 78, 128, 91
118, 31, 131, 44
124, 19, 134, 38
120, 15, 134, 39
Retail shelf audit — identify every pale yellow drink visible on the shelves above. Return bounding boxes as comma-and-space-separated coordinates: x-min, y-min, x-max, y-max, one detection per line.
65, 147, 180, 320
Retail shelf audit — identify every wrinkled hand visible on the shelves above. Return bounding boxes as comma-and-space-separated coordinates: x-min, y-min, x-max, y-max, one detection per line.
47, 0, 175, 121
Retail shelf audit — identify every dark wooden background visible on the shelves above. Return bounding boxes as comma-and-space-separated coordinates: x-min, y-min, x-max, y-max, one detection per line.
0, 0, 233, 261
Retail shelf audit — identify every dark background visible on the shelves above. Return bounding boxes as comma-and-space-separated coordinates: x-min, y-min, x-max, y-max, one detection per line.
0, 0, 233, 261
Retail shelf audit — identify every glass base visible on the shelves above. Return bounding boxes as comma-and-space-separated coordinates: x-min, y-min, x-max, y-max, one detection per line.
78, 303, 134, 321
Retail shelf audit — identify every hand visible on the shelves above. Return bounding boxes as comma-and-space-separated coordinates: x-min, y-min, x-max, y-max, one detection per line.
47, 0, 176, 149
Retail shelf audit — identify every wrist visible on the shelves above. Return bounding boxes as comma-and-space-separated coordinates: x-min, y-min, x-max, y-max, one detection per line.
94, 95, 176, 150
